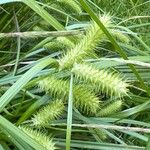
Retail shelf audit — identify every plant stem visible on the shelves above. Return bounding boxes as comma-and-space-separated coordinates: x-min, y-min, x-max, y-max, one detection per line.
66, 74, 73, 150
78, 0, 150, 96
0, 30, 83, 38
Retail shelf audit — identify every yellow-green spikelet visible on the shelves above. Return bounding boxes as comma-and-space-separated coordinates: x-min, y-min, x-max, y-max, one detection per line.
111, 29, 130, 43
97, 100, 122, 117
38, 76, 100, 114
32, 100, 65, 126
19, 126, 56, 150
72, 63, 129, 97
57, 0, 82, 14
59, 15, 111, 70
44, 37, 75, 52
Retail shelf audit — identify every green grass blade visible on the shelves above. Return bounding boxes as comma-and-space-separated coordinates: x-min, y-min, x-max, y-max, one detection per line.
56, 139, 144, 150
0, 58, 57, 112
66, 74, 73, 150
13, 10, 21, 76
22, 0, 64, 31
16, 95, 50, 124
114, 100, 150, 118
146, 137, 150, 150
0, 0, 64, 30
0, 115, 44, 149
78, 0, 150, 96
2, 128, 33, 150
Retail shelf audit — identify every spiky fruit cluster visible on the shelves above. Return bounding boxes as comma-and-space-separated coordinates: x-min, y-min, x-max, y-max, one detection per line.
73, 85, 100, 113
38, 76, 100, 114
32, 100, 65, 126
97, 100, 122, 117
72, 63, 129, 97
19, 126, 55, 150
57, 0, 82, 14
44, 37, 75, 52
59, 15, 112, 70
111, 29, 130, 43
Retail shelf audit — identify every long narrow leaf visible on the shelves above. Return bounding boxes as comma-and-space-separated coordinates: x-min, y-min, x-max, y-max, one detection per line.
0, 115, 44, 149
0, 58, 56, 112
78, 0, 150, 96
66, 74, 74, 150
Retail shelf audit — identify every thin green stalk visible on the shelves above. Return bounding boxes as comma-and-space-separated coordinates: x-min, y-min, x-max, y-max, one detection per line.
146, 137, 150, 150
78, 0, 150, 96
0, 115, 44, 149
0, 58, 57, 112
0, 0, 64, 33
66, 74, 73, 150
16, 95, 49, 125
22, 0, 64, 30
13, 10, 21, 76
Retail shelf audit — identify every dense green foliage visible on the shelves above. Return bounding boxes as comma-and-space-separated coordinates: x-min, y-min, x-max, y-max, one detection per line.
0, 0, 150, 150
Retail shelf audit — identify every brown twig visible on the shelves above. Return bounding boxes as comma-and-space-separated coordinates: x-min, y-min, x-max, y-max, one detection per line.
50, 123, 150, 133
0, 30, 84, 38
100, 58, 150, 68
72, 124, 150, 133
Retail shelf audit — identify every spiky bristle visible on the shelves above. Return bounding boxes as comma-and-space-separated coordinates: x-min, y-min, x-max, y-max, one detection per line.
111, 29, 130, 43
44, 37, 75, 52
32, 100, 65, 126
57, 0, 82, 14
59, 15, 111, 70
74, 85, 100, 113
19, 126, 55, 150
72, 63, 129, 97
38, 76, 100, 114
97, 100, 122, 117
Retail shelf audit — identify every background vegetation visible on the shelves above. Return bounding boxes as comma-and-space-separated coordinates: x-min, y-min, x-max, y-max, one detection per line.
0, 0, 150, 150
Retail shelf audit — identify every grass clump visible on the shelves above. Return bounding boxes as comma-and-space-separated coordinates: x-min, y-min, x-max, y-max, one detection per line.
0, 0, 149, 150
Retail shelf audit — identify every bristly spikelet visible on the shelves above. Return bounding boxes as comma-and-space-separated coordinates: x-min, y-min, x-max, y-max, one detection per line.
92, 128, 107, 140
32, 100, 65, 126
72, 63, 129, 97
38, 76, 68, 99
74, 85, 100, 113
97, 100, 122, 117
19, 126, 56, 150
59, 15, 111, 70
57, 0, 82, 14
33, 25, 44, 31
111, 29, 130, 43
44, 37, 75, 52
38, 76, 100, 114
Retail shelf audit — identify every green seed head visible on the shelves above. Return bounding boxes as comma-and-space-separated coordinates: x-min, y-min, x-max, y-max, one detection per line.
32, 100, 65, 126
72, 63, 129, 97
38, 76, 100, 114
19, 126, 56, 150
97, 100, 122, 117
59, 15, 112, 70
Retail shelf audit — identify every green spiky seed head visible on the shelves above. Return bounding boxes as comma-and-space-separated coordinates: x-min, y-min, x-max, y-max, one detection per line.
19, 126, 56, 150
44, 37, 75, 52
38, 76, 100, 114
59, 15, 112, 70
38, 76, 69, 99
97, 100, 122, 117
92, 128, 107, 140
72, 63, 129, 97
57, 0, 82, 14
32, 100, 65, 126
74, 85, 100, 113
111, 29, 130, 43
33, 26, 44, 31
